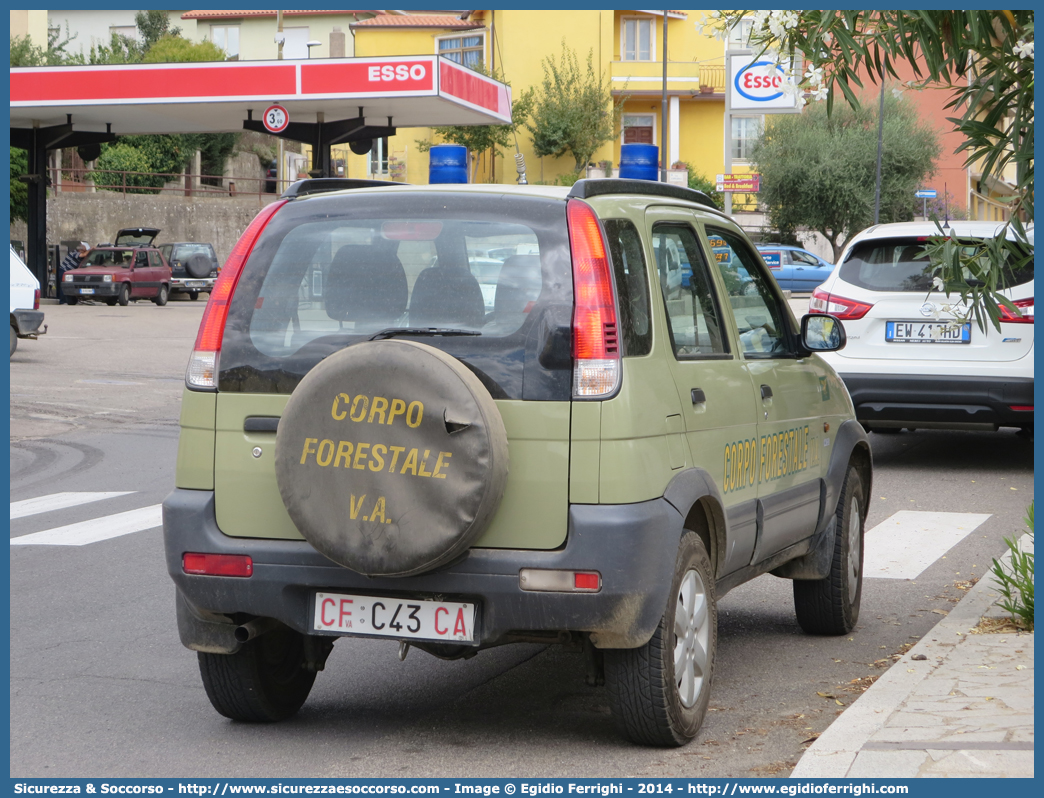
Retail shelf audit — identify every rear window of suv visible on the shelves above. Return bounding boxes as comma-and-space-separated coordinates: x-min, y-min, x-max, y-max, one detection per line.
840, 237, 1034, 292
219, 192, 574, 400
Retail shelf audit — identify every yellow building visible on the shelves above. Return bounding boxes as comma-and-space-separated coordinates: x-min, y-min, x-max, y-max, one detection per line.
334, 9, 748, 188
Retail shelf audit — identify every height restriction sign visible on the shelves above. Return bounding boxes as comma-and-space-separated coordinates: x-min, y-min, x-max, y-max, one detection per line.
263, 104, 289, 134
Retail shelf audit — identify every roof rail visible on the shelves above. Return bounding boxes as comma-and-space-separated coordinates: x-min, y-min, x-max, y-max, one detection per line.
280, 178, 407, 199
567, 178, 719, 210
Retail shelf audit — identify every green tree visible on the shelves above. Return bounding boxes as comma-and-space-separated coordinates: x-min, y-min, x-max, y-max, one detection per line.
89, 32, 142, 65
750, 92, 941, 261
10, 147, 29, 222
135, 10, 180, 50
686, 170, 724, 210
9, 26, 84, 67
417, 66, 534, 183
92, 143, 160, 193
527, 44, 621, 173
705, 10, 1034, 330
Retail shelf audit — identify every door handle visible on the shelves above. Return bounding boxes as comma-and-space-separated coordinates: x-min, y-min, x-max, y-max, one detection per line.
691, 388, 706, 405
760, 384, 773, 400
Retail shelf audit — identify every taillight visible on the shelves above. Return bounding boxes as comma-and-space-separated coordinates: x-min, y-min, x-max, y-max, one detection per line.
183, 552, 253, 577
999, 297, 1033, 324
33, 289, 40, 310
810, 287, 873, 320
567, 198, 619, 398
186, 199, 287, 389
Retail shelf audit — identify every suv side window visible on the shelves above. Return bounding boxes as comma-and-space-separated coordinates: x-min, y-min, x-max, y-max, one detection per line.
653, 223, 728, 358
603, 219, 652, 356
708, 227, 793, 358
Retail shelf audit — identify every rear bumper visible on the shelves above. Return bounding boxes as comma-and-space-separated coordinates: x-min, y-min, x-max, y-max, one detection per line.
170, 277, 215, 292
163, 488, 683, 650
839, 373, 1034, 429
12, 309, 45, 336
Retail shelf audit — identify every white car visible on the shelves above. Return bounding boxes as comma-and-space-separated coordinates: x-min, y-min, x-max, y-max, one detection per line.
9, 246, 47, 358
811, 221, 1033, 436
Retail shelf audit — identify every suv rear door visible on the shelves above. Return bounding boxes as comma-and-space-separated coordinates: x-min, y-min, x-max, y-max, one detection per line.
211, 191, 575, 551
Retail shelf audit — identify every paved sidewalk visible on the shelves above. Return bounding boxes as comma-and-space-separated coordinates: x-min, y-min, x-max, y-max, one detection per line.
792, 537, 1034, 778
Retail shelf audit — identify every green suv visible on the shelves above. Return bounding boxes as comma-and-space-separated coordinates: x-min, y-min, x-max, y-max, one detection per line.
163, 178, 871, 746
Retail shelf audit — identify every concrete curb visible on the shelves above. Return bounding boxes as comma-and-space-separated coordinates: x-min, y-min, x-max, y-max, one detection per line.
791, 536, 1034, 777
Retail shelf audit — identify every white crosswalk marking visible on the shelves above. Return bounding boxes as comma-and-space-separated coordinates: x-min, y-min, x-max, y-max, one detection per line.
10, 491, 134, 520
863, 511, 991, 580
10, 504, 164, 547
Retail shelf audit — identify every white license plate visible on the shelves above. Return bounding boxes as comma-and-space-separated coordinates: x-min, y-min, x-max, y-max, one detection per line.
886, 320, 971, 344
314, 592, 476, 642
79, 288, 94, 295
185, 281, 205, 287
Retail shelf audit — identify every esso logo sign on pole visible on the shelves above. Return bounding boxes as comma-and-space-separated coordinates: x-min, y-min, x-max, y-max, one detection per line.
263, 104, 289, 134
735, 61, 787, 102
367, 64, 428, 83
728, 53, 800, 111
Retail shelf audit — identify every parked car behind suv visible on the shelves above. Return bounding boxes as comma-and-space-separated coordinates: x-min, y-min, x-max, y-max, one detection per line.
164, 178, 870, 746
62, 244, 172, 306
159, 242, 220, 300
811, 221, 1033, 436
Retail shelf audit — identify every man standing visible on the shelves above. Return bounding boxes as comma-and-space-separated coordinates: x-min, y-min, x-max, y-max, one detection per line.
57, 241, 89, 304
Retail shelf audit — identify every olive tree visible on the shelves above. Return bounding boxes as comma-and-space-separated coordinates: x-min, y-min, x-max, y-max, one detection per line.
751, 92, 940, 262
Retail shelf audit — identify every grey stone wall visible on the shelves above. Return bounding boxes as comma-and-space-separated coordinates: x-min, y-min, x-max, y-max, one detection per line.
10, 191, 279, 265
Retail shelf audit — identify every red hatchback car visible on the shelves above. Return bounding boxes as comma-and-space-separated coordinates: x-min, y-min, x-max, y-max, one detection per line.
61, 227, 172, 307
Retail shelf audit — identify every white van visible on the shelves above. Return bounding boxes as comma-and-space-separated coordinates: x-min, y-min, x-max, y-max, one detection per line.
10, 245, 46, 357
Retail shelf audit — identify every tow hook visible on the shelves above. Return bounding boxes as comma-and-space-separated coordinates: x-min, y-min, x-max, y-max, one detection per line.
398, 641, 411, 661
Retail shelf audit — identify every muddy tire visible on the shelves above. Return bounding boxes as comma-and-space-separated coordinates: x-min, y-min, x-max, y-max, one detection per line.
274, 340, 509, 577
605, 532, 717, 746
197, 626, 316, 722
117, 283, 130, 306
793, 465, 865, 635
154, 284, 169, 306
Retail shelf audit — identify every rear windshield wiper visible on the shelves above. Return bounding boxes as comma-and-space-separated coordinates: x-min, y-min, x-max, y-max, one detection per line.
369, 327, 481, 341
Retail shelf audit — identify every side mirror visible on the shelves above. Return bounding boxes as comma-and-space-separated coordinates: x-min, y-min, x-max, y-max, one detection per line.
801, 313, 846, 352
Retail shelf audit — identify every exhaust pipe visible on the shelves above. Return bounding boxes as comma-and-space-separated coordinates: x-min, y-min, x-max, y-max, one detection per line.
234, 617, 280, 643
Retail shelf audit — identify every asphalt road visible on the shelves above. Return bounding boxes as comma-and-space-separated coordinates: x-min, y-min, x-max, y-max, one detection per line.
9, 299, 1034, 778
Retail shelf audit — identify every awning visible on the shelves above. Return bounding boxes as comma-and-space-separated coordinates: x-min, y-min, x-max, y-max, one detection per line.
10, 55, 512, 136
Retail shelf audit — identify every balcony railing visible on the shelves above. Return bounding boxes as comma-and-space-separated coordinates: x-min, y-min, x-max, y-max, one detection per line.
610, 61, 726, 94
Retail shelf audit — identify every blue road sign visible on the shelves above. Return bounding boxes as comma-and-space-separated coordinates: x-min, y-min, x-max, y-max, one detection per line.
915, 189, 938, 199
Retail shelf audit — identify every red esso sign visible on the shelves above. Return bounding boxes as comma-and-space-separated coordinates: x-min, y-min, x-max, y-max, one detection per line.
743, 73, 783, 90
367, 64, 428, 83
735, 61, 786, 102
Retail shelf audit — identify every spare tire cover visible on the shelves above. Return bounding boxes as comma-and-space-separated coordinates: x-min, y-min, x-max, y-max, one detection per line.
185, 253, 211, 279
275, 340, 509, 577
